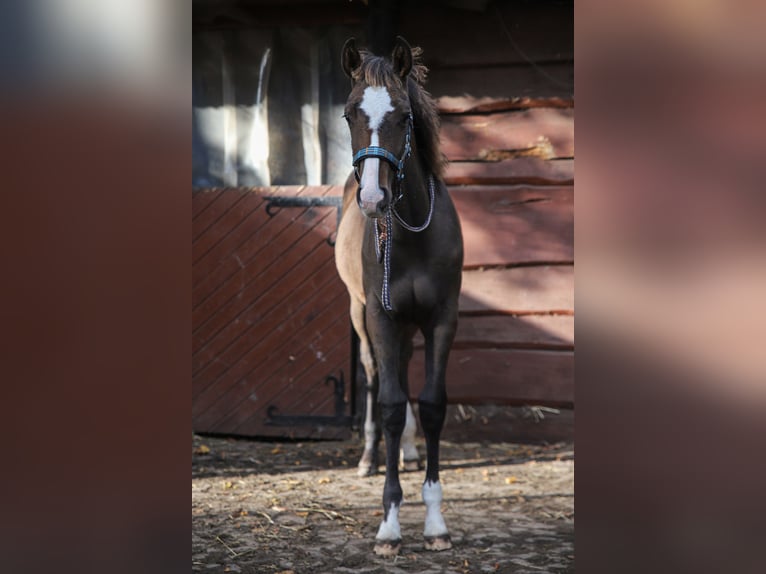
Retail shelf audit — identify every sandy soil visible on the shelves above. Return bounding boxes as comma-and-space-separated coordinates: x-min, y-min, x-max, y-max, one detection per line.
192, 432, 573, 574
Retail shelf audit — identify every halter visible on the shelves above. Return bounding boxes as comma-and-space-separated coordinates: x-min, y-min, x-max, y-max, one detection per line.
352, 113, 413, 190
350, 112, 436, 312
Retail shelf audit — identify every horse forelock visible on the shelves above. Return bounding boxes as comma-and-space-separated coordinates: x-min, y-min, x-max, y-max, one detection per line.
352, 49, 445, 178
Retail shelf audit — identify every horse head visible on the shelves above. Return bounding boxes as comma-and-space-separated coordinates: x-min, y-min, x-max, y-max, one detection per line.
342, 37, 415, 219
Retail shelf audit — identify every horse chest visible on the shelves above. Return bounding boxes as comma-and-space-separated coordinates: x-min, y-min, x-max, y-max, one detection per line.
389, 272, 443, 314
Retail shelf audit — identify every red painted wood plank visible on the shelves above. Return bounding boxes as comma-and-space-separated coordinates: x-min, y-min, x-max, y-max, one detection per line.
441, 108, 574, 161
193, 188, 225, 219
409, 348, 574, 407
428, 64, 574, 102
261, 321, 351, 419
192, 201, 311, 301
192, 188, 247, 242
445, 158, 574, 186
191, 264, 343, 410
193, 240, 337, 376
192, 187, 340, 293
191, 195, 271, 284
192, 186, 321, 288
192, 207, 336, 347
192, 191, 265, 264
193, 283, 349, 429
437, 96, 573, 115
192, 251, 341, 392
452, 186, 573, 267
459, 266, 574, 313
414, 315, 574, 351
227, 324, 350, 436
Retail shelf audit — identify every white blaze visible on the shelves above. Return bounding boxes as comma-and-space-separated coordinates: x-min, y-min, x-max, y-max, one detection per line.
358, 86, 394, 199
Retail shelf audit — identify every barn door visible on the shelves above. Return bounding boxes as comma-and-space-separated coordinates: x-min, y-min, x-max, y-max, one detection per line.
192, 185, 356, 439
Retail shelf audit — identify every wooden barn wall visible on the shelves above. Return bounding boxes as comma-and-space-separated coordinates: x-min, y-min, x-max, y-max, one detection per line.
401, 0, 574, 407
192, 0, 573, 437
192, 185, 353, 439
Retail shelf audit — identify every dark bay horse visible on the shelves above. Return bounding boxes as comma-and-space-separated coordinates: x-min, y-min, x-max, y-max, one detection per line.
335, 37, 463, 556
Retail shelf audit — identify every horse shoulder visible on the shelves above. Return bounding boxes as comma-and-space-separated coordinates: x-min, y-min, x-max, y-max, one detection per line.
335, 206, 366, 304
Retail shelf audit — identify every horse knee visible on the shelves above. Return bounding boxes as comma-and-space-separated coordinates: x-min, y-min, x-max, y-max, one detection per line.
380, 402, 407, 435
418, 399, 446, 436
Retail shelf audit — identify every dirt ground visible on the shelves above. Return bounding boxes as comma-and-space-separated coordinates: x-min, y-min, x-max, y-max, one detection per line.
192, 416, 573, 574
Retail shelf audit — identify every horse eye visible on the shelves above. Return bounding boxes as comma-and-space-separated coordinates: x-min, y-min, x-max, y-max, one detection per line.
342, 113, 351, 123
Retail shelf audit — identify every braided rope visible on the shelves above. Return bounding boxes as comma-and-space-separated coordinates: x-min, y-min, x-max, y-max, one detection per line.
381, 208, 394, 311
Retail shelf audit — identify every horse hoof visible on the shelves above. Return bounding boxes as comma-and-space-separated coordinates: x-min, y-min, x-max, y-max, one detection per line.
357, 463, 377, 477
400, 458, 420, 472
373, 539, 402, 556
424, 534, 452, 551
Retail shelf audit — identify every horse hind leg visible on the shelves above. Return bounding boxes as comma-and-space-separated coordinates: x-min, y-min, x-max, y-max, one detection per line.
350, 297, 381, 477
398, 336, 421, 471
400, 402, 420, 471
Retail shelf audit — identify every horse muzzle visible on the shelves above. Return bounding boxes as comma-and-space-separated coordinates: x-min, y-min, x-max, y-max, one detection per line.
357, 185, 391, 219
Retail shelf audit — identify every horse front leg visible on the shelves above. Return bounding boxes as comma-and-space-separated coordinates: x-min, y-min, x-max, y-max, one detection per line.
419, 312, 458, 551
366, 306, 408, 556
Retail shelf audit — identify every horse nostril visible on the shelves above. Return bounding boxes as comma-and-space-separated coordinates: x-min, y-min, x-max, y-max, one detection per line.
378, 187, 391, 209
359, 198, 383, 218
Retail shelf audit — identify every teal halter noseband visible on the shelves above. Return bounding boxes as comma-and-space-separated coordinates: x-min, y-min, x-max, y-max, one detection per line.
352, 113, 413, 186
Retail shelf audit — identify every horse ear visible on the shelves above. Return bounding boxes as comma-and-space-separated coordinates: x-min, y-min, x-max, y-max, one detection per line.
341, 37, 361, 78
391, 36, 413, 79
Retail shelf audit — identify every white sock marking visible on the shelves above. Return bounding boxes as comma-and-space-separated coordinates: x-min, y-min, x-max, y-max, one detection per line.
358, 86, 394, 204
376, 502, 401, 541
422, 480, 448, 537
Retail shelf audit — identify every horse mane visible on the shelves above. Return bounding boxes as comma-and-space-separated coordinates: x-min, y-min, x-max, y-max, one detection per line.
352, 48, 446, 179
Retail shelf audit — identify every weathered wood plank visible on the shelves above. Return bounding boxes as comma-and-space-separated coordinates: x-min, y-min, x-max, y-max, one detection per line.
193, 235, 337, 370
192, 197, 336, 298
414, 315, 574, 351
409, 348, 574, 407
192, 192, 265, 264
452, 186, 573, 267
192, 188, 248, 242
401, 0, 573, 69
459, 266, 574, 313
192, 262, 343, 407
445, 158, 574, 186
437, 95, 574, 114
441, 108, 574, 161
193, 188, 225, 218
428, 64, 574, 102
192, 207, 336, 340
195, 288, 349, 433
230, 324, 351, 436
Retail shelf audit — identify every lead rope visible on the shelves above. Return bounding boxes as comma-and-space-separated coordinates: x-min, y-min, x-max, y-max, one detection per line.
376, 175, 436, 311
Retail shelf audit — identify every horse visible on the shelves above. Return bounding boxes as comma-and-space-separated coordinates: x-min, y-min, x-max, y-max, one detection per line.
334, 36, 464, 556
